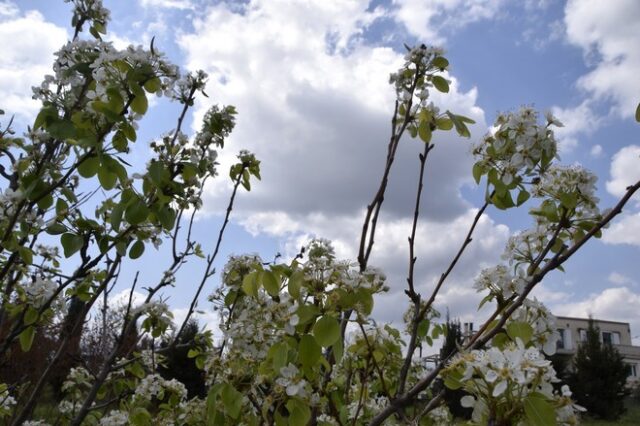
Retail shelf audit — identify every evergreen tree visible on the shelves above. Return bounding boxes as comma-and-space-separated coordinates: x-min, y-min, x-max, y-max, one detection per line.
158, 320, 206, 399
435, 316, 472, 419
568, 318, 629, 420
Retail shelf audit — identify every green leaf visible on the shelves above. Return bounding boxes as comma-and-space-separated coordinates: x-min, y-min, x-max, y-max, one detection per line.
517, 189, 530, 206
121, 121, 137, 142
242, 271, 259, 297
37, 193, 53, 210
148, 161, 169, 186
288, 270, 303, 299
130, 407, 152, 426
313, 315, 341, 347
48, 119, 77, 140
269, 342, 289, 372
298, 334, 321, 368
61, 233, 84, 258
157, 205, 176, 231
418, 119, 432, 143
129, 240, 145, 259
472, 163, 484, 184
98, 167, 117, 190
558, 192, 578, 210
19, 247, 33, 265
46, 223, 67, 235
296, 304, 320, 325
436, 117, 453, 131
446, 111, 471, 138
111, 203, 124, 231
33, 105, 58, 130
206, 385, 223, 425
220, 384, 243, 419
56, 198, 69, 215
144, 77, 162, 93
524, 393, 557, 426
431, 56, 449, 69
19, 326, 35, 352
417, 319, 430, 338
77, 155, 100, 178
262, 270, 280, 296
506, 321, 534, 345
24, 307, 39, 325
125, 198, 149, 225
491, 332, 509, 349
431, 75, 449, 93
112, 131, 128, 152
443, 369, 464, 390
286, 399, 311, 426
131, 92, 148, 115
128, 362, 146, 379
636, 102, 640, 122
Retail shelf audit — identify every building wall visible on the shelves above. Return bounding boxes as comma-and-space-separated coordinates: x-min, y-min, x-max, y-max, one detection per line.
555, 316, 640, 383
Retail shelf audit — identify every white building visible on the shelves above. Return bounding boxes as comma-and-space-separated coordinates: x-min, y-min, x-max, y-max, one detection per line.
555, 316, 640, 382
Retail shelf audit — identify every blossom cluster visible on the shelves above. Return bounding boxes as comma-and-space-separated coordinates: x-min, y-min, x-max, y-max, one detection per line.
473, 107, 561, 186
21, 276, 57, 309
509, 298, 561, 356
0, 384, 16, 419
473, 265, 526, 300
532, 164, 601, 220
444, 340, 580, 425
134, 373, 188, 403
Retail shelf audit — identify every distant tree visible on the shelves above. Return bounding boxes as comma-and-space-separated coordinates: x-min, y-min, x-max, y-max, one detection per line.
434, 315, 472, 419
568, 318, 629, 420
158, 320, 206, 399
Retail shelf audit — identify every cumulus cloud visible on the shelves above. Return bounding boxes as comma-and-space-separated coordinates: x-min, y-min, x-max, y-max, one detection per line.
0, 7, 68, 123
552, 286, 640, 345
392, 0, 506, 44
589, 144, 602, 158
178, 0, 486, 222
172, 0, 515, 326
550, 101, 600, 152
602, 212, 640, 246
564, 0, 640, 119
606, 145, 640, 198
139, 0, 194, 9
608, 271, 637, 287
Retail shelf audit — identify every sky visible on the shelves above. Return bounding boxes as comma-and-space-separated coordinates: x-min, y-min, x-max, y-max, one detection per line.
1, 0, 640, 345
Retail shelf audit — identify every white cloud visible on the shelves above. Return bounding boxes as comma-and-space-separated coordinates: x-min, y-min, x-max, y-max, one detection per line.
552, 286, 640, 345
564, 0, 640, 119
606, 145, 640, 198
608, 271, 637, 287
173, 0, 514, 326
530, 283, 572, 304
590, 144, 602, 158
172, 308, 221, 338
602, 212, 640, 246
0, 8, 68, 123
179, 0, 486, 222
0, 1, 18, 18
550, 101, 600, 153
392, 0, 505, 44
139, 0, 193, 9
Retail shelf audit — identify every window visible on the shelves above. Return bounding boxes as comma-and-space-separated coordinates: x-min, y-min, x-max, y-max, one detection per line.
612, 332, 621, 345
628, 364, 637, 378
602, 331, 621, 345
579, 329, 587, 341
557, 328, 565, 349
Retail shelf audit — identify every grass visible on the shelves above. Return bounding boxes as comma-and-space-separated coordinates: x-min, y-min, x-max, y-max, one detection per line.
581, 399, 640, 425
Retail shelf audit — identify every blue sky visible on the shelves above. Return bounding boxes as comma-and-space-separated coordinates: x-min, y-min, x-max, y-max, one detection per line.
1, 0, 640, 343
